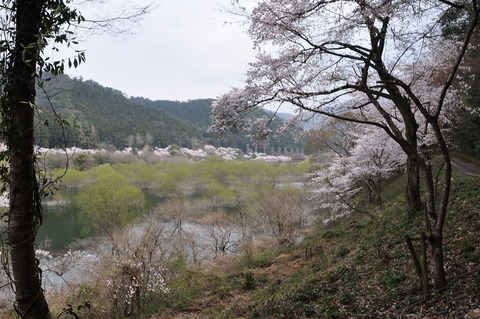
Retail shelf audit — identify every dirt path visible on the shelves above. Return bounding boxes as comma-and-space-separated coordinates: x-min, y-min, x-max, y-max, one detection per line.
451, 156, 480, 178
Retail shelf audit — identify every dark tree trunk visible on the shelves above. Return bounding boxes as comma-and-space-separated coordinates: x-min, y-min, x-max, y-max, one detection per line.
7, 0, 50, 317
428, 122, 452, 291
406, 156, 423, 213
430, 231, 447, 290
416, 120, 451, 291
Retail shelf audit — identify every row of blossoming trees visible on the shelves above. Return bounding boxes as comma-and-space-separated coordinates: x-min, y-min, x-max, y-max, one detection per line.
209, 0, 480, 291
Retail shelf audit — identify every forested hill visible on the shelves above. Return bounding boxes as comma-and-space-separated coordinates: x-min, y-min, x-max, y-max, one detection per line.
131, 97, 305, 153
34, 75, 304, 152
35, 74, 198, 149
131, 97, 213, 129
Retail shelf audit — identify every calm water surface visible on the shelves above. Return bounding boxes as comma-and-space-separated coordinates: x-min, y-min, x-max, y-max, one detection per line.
36, 189, 161, 251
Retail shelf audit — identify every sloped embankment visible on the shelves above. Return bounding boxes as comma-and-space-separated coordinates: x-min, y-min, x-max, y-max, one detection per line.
152, 166, 480, 319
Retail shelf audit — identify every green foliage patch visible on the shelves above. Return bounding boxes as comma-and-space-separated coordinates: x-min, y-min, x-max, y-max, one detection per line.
76, 164, 146, 236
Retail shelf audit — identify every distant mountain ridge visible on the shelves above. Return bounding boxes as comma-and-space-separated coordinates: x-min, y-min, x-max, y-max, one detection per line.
130, 97, 214, 129
34, 75, 304, 153
132, 96, 305, 153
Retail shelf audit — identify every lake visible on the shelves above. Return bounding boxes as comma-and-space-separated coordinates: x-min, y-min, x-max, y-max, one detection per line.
36, 189, 162, 251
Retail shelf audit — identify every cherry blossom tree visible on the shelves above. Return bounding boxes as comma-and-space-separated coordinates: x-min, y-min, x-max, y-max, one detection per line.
210, 0, 478, 290
351, 126, 407, 204
309, 125, 406, 220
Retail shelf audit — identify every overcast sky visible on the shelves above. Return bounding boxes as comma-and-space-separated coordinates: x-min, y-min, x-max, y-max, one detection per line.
65, 0, 255, 102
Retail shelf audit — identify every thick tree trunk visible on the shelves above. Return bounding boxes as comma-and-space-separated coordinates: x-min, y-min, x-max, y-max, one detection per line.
406, 156, 423, 213
7, 0, 50, 318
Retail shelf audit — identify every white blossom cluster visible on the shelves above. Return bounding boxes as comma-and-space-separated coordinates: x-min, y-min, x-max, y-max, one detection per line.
61, 249, 99, 264
106, 257, 168, 308
155, 144, 243, 160
23, 143, 293, 163
309, 126, 406, 222
35, 146, 99, 155
147, 145, 292, 162
244, 152, 292, 163
35, 249, 53, 259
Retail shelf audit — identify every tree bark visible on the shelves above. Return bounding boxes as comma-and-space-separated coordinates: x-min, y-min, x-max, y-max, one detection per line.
428, 121, 452, 291
7, 0, 51, 317
406, 156, 423, 213
430, 231, 447, 290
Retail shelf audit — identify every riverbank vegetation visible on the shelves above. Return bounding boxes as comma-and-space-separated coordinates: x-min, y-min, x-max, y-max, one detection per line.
1, 150, 312, 318
151, 164, 480, 318
160, 168, 480, 318
0, 146, 478, 318
0, 150, 473, 318
1, 146, 478, 318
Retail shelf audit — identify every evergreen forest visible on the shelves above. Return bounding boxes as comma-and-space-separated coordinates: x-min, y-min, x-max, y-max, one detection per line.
34, 74, 304, 153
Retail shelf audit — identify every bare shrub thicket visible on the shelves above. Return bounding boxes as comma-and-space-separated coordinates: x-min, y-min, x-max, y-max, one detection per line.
157, 195, 191, 234
204, 217, 239, 259
43, 209, 200, 318
34, 159, 310, 317
150, 198, 207, 264
91, 221, 172, 318
254, 186, 311, 244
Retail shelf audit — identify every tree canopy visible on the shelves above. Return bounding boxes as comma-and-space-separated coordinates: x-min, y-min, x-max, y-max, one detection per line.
210, 0, 480, 290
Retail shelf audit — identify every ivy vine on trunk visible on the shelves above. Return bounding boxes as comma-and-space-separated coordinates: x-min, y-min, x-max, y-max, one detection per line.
1, 1, 84, 317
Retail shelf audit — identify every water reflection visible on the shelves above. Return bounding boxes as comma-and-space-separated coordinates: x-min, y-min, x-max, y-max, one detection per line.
37, 204, 83, 251
37, 190, 160, 251
37, 190, 84, 251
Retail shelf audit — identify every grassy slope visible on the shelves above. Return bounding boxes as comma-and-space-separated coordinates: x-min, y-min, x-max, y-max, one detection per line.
152, 167, 480, 319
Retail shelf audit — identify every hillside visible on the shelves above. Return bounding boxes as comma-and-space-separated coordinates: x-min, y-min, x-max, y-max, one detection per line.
33, 75, 305, 152
131, 96, 305, 153
130, 97, 214, 129
35, 75, 199, 149
150, 165, 480, 319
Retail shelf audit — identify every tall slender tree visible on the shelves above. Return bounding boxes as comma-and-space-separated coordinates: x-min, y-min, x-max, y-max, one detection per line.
0, 1, 151, 317
7, 1, 49, 316
1, 2, 84, 317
